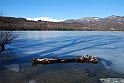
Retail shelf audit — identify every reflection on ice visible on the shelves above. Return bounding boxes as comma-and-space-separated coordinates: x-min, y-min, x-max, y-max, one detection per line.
0, 50, 20, 72
101, 61, 110, 69
110, 56, 124, 74
101, 60, 114, 73
3, 64, 20, 72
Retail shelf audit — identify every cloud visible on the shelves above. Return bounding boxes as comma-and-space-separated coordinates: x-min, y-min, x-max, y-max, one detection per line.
26, 17, 63, 22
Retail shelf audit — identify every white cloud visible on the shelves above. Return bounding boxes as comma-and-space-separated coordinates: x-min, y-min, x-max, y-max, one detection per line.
26, 17, 63, 22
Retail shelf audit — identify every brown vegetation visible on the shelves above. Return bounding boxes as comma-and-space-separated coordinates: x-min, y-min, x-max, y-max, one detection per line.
0, 16, 124, 31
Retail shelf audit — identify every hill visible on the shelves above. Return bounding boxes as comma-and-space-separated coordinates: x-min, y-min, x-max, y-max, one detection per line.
0, 16, 87, 31
65, 15, 124, 31
0, 15, 124, 31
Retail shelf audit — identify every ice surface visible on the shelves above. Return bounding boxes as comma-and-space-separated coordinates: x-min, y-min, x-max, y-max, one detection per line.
12, 31, 124, 74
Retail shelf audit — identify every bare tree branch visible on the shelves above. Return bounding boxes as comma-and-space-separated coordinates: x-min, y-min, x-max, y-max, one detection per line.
0, 31, 18, 51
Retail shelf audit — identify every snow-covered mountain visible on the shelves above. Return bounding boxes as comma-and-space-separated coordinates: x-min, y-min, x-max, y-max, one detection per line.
64, 15, 124, 23
64, 15, 124, 31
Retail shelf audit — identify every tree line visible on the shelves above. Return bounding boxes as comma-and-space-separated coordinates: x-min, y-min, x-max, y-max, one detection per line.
1, 16, 123, 31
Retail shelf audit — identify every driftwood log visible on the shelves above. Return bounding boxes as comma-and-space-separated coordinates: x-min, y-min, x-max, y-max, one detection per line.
31, 54, 100, 65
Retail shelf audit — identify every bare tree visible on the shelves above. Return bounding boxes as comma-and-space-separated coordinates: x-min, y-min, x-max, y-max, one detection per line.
0, 12, 19, 52
0, 31, 18, 52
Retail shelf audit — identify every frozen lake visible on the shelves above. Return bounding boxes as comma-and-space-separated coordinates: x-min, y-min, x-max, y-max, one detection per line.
0, 31, 124, 83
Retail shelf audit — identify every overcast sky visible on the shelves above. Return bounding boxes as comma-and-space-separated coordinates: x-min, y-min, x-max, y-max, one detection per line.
0, 0, 124, 21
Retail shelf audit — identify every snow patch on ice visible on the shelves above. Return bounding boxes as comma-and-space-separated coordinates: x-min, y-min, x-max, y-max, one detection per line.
3, 64, 20, 72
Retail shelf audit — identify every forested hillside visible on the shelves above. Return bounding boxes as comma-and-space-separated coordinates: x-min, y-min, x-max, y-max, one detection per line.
0, 16, 124, 31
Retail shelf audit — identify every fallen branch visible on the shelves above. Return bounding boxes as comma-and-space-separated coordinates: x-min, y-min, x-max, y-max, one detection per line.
31, 54, 100, 65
